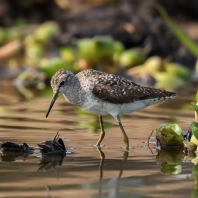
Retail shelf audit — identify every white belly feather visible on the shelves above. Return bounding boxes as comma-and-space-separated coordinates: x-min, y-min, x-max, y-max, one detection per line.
80, 91, 168, 119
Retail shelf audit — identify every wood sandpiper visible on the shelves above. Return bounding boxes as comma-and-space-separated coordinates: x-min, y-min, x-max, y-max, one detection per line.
46, 69, 176, 150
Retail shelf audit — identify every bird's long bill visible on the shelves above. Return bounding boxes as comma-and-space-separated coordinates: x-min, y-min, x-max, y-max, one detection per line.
46, 91, 59, 118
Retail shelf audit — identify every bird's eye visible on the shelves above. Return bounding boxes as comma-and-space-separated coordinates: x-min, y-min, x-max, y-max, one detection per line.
60, 81, 65, 86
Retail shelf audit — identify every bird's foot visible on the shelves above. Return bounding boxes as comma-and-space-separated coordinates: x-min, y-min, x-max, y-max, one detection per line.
121, 146, 132, 152
93, 144, 105, 148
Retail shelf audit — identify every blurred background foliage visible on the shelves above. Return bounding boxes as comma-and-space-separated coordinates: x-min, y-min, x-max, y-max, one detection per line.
1, 0, 198, 99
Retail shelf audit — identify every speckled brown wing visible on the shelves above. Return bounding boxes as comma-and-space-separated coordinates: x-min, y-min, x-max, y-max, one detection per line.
92, 78, 176, 104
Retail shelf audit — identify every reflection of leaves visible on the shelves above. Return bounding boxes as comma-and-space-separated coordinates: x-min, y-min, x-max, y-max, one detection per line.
192, 164, 198, 198
161, 164, 182, 175
0, 151, 30, 162
76, 108, 114, 132
76, 107, 112, 119
156, 150, 183, 166
38, 155, 65, 171
192, 188, 198, 198
38, 87, 53, 98
0, 141, 34, 161
156, 150, 183, 175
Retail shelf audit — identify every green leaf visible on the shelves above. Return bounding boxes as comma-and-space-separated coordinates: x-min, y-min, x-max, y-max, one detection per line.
169, 124, 182, 136
191, 102, 198, 113
155, 3, 198, 58
156, 123, 172, 132
183, 140, 197, 151
190, 135, 198, 147
192, 127, 198, 141
189, 122, 198, 128
193, 164, 198, 174
156, 127, 183, 146
39, 58, 75, 78
156, 123, 182, 136
59, 47, 75, 62
192, 157, 198, 166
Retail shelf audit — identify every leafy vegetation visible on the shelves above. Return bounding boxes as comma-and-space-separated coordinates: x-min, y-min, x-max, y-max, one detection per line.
155, 92, 198, 176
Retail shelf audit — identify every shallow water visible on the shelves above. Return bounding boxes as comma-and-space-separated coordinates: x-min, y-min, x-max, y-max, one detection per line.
0, 85, 197, 198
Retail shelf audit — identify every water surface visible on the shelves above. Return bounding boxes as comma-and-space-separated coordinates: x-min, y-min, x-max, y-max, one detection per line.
0, 86, 196, 198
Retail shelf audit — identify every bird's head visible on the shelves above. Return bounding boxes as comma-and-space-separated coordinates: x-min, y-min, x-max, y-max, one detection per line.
46, 69, 73, 118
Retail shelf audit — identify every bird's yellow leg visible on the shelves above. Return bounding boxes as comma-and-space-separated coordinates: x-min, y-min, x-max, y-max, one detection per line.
117, 116, 129, 151
96, 115, 105, 146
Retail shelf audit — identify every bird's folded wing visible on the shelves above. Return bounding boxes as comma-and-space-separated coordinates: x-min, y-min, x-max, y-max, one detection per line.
92, 82, 176, 104
92, 83, 145, 104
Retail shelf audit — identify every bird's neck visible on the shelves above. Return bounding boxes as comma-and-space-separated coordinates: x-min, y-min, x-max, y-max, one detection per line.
63, 75, 82, 106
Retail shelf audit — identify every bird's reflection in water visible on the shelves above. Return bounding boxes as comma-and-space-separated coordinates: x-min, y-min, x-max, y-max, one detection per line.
97, 147, 129, 198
